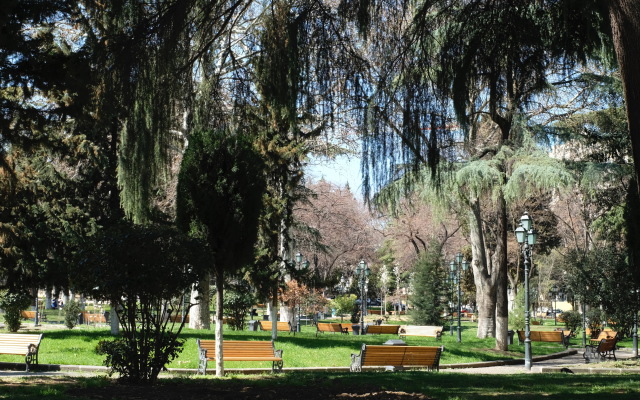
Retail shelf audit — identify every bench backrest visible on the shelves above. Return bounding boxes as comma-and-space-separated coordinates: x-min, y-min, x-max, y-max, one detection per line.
399, 325, 443, 337
517, 330, 564, 342
366, 325, 400, 335
259, 321, 291, 332
82, 312, 106, 323
0, 333, 43, 354
596, 337, 617, 352
317, 323, 343, 333
20, 311, 36, 319
342, 323, 354, 332
197, 339, 277, 359
361, 345, 442, 367
595, 330, 618, 341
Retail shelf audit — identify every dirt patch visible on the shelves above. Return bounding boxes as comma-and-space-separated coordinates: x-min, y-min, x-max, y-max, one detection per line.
64, 381, 436, 400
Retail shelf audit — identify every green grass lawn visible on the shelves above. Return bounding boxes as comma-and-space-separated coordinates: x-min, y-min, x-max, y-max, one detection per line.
0, 320, 578, 370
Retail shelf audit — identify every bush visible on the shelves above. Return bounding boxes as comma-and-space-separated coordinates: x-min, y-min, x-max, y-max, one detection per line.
508, 286, 525, 331
0, 291, 32, 332
330, 294, 356, 322
223, 283, 255, 330
586, 309, 605, 333
72, 223, 209, 383
64, 300, 82, 329
561, 310, 582, 333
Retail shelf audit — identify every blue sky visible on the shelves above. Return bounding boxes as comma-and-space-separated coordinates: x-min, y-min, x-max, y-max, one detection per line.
305, 154, 363, 198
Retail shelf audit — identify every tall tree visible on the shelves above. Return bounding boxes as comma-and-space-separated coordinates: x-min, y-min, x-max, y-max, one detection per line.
176, 128, 266, 377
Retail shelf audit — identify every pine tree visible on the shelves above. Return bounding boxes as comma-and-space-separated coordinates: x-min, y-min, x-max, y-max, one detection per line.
410, 242, 446, 326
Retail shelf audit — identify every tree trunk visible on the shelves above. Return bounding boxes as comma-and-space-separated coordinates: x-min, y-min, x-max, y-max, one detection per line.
469, 200, 497, 338
607, 0, 640, 281
269, 291, 278, 340
494, 195, 509, 351
189, 274, 211, 330
215, 268, 224, 377
110, 301, 119, 335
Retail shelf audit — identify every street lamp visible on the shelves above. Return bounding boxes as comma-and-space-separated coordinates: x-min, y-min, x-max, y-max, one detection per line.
292, 252, 310, 334
514, 211, 538, 370
447, 268, 455, 336
354, 260, 371, 333
450, 253, 469, 343
550, 285, 558, 325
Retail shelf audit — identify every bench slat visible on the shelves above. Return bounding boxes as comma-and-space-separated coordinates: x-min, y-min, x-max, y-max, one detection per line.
351, 344, 443, 372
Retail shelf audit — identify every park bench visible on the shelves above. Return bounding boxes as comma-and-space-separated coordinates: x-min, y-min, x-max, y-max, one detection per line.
589, 329, 618, 343
341, 323, 354, 334
398, 325, 443, 340
350, 344, 443, 372
169, 314, 190, 323
82, 312, 106, 324
0, 333, 43, 372
20, 310, 37, 320
259, 321, 292, 333
516, 330, 569, 348
196, 339, 283, 374
365, 324, 400, 335
315, 322, 347, 336
583, 337, 618, 363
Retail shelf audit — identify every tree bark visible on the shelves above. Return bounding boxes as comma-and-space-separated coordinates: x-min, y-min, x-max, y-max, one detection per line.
110, 301, 119, 335
188, 274, 210, 330
494, 195, 509, 351
469, 200, 497, 338
607, 0, 640, 280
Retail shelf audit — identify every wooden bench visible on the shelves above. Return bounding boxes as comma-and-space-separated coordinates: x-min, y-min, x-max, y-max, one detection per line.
341, 323, 355, 334
589, 329, 618, 343
316, 323, 347, 336
350, 344, 443, 372
583, 337, 618, 363
20, 310, 37, 320
0, 333, 43, 372
196, 339, 283, 374
516, 330, 569, 348
82, 312, 106, 324
259, 321, 292, 333
365, 325, 400, 335
169, 314, 190, 323
399, 325, 443, 340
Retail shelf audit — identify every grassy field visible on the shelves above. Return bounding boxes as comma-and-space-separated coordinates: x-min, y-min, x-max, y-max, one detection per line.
0, 319, 583, 370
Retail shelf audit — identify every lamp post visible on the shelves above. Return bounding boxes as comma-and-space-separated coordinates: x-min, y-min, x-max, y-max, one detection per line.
292, 252, 310, 334
448, 269, 455, 336
514, 211, 538, 371
355, 260, 371, 332
450, 253, 469, 343
550, 285, 558, 325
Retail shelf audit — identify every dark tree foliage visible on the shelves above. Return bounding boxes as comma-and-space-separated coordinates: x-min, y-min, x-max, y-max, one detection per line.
73, 223, 210, 384
410, 242, 446, 326
562, 246, 640, 337
222, 281, 256, 331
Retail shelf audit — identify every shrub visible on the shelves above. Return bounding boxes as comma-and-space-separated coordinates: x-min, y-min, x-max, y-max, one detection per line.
64, 300, 83, 329
586, 309, 605, 333
561, 310, 582, 333
508, 286, 525, 331
330, 294, 356, 322
0, 291, 32, 332
72, 223, 209, 383
223, 282, 255, 331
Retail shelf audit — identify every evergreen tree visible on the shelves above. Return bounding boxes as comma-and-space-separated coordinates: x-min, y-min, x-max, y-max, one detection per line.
410, 241, 446, 326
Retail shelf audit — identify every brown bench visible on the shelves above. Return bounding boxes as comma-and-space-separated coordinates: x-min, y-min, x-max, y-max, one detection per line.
316, 323, 347, 336
589, 329, 618, 343
350, 344, 443, 372
399, 325, 443, 340
259, 321, 292, 333
583, 337, 618, 363
169, 314, 190, 323
196, 339, 283, 374
0, 333, 43, 372
365, 325, 400, 335
516, 330, 569, 348
82, 312, 106, 324
20, 310, 37, 320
